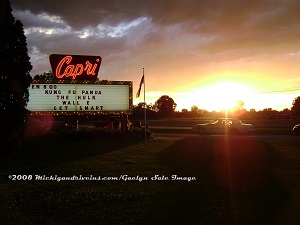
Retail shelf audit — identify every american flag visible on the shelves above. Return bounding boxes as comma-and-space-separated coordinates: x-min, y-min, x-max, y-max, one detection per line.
136, 74, 144, 98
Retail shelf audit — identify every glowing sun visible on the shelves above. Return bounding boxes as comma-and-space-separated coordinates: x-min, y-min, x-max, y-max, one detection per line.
192, 81, 251, 112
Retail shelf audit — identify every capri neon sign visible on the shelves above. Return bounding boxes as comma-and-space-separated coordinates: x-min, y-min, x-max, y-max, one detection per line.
50, 54, 102, 80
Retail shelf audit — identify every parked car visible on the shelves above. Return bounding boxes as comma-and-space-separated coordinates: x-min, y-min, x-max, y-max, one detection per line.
292, 124, 300, 134
193, 118, 254, 135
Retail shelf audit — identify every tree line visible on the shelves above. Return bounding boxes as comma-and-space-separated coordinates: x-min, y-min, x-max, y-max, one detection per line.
131, 95, 300, 119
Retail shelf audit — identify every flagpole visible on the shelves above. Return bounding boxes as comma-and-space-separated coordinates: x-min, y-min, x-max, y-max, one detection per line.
143, 68, 147, 141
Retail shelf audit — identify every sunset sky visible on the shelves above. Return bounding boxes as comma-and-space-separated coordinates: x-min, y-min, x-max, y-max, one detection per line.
11, 0, 300, 111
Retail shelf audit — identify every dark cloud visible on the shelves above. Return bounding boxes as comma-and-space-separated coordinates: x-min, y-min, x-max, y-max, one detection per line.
11, 0, 299, 28
11, 0, 147, 28
11, 0, 300, 49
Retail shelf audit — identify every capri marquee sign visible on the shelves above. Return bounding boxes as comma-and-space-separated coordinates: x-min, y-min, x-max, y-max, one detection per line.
49, 54, 102, 80
28, 54, 132, 116
27, 81, 133, 115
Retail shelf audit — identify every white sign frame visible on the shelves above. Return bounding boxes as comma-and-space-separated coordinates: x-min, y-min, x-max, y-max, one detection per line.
27, 80, 133, 115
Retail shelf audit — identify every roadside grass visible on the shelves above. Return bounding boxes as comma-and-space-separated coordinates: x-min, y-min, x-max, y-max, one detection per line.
0, 134, 299, 224
260, 136, 300, 225
0, 136, 177, 225
160, 137, 292, 225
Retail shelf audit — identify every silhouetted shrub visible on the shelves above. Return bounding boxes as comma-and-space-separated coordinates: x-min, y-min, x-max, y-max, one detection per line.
28, 125, 153, 141
128, 127, 152, 140
44, 127, 122, 140
92, 128, 122, 139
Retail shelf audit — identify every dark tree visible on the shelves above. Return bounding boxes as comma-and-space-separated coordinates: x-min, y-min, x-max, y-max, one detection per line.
154, 95, 177, 118
291, 96, 300, 116
0, 0, 32, 140
132, 102, 146, 119
191, 105, 200, 117
33, 70, 54, 80
131, 102, 157, 119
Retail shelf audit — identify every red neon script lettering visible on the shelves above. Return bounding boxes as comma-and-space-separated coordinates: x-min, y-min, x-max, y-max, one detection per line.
85, 61, 98, 75
56, 56, 100, 79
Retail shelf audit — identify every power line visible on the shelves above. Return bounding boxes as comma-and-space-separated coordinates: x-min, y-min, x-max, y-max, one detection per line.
253, 88, 300, 94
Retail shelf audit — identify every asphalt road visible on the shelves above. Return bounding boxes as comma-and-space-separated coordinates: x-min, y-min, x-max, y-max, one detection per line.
153, 132, 299, 140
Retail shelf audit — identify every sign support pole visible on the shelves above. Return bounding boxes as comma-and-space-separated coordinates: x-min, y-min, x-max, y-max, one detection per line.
143, 68, 147, 141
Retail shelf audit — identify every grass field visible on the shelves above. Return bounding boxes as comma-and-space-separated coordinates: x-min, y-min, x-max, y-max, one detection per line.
0, 134, 300, 224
